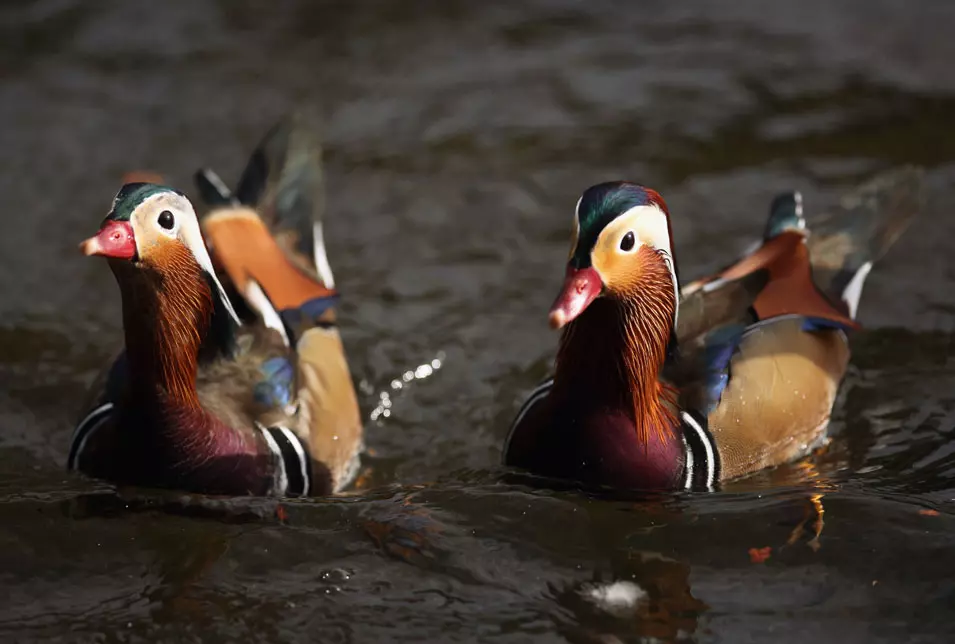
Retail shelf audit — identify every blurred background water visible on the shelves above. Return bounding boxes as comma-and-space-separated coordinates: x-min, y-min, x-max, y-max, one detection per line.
1, 1, 954, 642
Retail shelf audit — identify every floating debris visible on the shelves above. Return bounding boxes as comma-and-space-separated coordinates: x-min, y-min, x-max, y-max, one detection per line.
748, 546, 772, 563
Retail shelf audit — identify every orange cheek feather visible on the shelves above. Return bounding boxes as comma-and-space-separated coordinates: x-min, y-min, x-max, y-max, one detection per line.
593, 245, 658, 297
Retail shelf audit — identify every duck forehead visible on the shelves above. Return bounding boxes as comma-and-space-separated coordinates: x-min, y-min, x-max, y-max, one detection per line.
147, 190, 188, 210
572, 183, 668, 264
576, 183, 662, 225
109, 184, 167, 220
137, 190, 190, 215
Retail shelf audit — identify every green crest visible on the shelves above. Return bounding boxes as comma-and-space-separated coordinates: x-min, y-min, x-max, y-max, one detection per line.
571, 182, 659, 268
107, 183, 182, 222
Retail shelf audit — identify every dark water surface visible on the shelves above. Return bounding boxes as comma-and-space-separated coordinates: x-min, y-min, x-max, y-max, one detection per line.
2, 1, 955, 642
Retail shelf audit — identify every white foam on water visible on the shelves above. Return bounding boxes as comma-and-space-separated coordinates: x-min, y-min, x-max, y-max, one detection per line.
580, 580, 648, 615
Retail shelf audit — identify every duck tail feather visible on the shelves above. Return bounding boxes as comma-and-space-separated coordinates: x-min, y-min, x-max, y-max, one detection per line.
195, 168, 238, 207
807, 166, 923, 318
764, 191, 806, 240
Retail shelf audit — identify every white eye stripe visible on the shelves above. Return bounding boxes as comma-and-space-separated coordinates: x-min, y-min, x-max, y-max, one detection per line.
616, 205, 672, 255
570, 196, 583, 253
604, 204, 680, 326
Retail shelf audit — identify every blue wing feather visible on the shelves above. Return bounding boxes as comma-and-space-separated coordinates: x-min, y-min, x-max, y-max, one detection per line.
801, 316, 855, 333
254, 356, 295, 408
696, 324, 748, 413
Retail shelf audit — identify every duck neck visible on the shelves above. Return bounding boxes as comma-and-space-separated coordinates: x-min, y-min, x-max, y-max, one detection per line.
554, 269, 679, 448
111, 249, 212, 415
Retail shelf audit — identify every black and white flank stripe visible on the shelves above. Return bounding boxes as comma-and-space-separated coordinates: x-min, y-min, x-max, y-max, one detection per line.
502, 377, 553, 460
257, 424, 313, 497
67, 402, 114, 471
680, 410, 721, 491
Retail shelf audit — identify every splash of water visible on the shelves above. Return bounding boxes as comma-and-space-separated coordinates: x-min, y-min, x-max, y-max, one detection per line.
367, 351, 446, 423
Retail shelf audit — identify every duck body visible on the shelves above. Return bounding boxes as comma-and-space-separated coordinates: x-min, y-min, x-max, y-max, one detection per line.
70, 114, 361, 497
72, 249, 283, 496
505, 169, 922, 490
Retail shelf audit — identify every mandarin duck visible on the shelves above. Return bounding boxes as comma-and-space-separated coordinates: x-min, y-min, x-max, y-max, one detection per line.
504, 168, 922, 491
69, 116, 362, 497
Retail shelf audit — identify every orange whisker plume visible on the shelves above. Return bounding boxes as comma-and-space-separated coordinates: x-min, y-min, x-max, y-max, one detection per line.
620, 247, 679, 447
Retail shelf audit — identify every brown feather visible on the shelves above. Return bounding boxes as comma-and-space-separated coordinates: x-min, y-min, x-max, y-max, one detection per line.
676, 271, 767, 344
202, 209, 335, 311
111, 242, 215, 408
709, 232, 858, 329
706, 317, 849, 479
556, 246, 678, 448
618, 247, 679, 447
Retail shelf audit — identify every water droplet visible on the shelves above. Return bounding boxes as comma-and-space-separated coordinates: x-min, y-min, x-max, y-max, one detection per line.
414, 364, 433, 379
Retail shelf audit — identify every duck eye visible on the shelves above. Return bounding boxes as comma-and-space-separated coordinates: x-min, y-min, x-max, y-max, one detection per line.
620, 231, 635, 251
157, 210, 175, 230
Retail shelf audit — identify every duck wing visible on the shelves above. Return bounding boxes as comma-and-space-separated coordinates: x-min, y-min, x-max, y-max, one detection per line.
195, 109, 332, 287
194, 112, 363, 494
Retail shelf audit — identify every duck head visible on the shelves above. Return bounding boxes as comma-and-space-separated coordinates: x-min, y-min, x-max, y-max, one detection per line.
549, 182, 679, 330
80, 183, 239, 324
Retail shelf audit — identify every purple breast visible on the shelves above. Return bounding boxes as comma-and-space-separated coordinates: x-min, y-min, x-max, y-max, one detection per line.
506, 398, 686, 491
